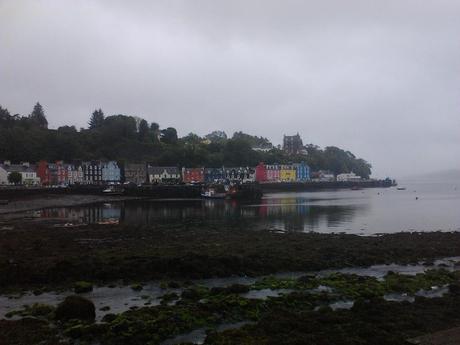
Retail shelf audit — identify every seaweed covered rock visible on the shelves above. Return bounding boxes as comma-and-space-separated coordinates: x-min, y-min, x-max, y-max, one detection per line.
226, 284, 251, 294
131, 283, 143, 291
55, 295, 95, 322
5, 303, 55, 319
74, 281, 93, 293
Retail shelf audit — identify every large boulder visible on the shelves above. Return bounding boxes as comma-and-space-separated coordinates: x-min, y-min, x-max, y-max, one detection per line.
55, 295, 95, 322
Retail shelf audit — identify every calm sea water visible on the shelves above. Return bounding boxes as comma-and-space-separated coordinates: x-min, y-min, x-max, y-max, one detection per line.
31, 180, 460, 234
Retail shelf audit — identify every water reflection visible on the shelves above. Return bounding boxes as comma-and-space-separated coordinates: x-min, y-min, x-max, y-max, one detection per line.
30, 182, 460, 233
34, 196, 367, 233
40, 205, 121, 224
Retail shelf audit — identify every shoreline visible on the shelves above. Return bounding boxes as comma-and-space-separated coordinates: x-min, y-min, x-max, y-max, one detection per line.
0, 194, 146, 216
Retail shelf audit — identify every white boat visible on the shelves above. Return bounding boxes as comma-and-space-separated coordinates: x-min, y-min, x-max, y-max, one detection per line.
201, 186, 227, 199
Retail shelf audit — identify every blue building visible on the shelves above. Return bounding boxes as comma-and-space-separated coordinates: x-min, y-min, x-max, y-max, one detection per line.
204, 168, 225, 183
294, 162, 310, 181
101, 161, 121, 183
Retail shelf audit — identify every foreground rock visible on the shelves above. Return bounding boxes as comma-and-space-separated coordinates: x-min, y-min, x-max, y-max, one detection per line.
55, 295, 95, 322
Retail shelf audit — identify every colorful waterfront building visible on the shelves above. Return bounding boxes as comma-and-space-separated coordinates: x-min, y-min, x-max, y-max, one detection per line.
55, 161, 68, 185
311, 170, 335, 182
101, 161, 121, 184
36, 160, 50, 185
223, 167, 255, 183
294, 162, 310, 181
82, 161, 103, 185
336, 172, 361, 182
0, 161, 40, 185
148, 166, 181, 184
182, 167, 205, 183
255, 163, 267, 182
266, 164, 280, 182
124, 163, 147, 185
204, 168, 224, 183
46, 162, 58, 185
65, 164, 84, 185
280, 164, 296, 182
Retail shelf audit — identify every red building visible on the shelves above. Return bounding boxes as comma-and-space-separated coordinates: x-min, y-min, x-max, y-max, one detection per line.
255, 162, 267, 182
36, 160, 50, 185
182, 168, 205, 183
37, 160, 69, 186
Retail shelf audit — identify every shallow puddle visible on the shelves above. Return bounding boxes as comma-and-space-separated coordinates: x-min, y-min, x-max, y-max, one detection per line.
240, 288, 293, 300
329, 300, 355, 310
0, 284, 179, 321
1, 257, 458, 321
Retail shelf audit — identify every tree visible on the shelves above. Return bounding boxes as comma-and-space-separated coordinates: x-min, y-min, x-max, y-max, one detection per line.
205, 130, 227, 143
232, 131, 273, 148
102, 115, 137, 139
29, 102, 48, 129
138, 119, 149, 141
0, 105, 11, 121
150, 122, 160, 143
160, 127, 178, 144
88, 109, 105, 129
8, 171, 22, 185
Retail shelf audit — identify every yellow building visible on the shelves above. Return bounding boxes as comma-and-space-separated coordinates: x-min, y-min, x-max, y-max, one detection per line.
280, 165, 296, 182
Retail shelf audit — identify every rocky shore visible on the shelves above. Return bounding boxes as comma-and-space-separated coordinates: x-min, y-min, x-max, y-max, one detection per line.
2, 222, 460, 290
2, 221, 460, 344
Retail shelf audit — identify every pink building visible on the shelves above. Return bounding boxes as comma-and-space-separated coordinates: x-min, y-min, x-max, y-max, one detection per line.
266, 164, 280, 182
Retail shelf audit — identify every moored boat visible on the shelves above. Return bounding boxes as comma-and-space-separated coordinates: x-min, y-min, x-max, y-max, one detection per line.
102, 186, 124, 195
201, 186, 228, 199
201, 188, 227, 199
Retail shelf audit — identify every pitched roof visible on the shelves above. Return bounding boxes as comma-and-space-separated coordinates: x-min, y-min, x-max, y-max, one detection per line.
0, 164, 36, 173
148, 166, 179, 175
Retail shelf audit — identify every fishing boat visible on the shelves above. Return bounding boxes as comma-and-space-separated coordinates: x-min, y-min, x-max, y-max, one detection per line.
201, 183, 263, 200
102, 186, 123, 195
201, 185, 228, 199
397, 187, 406, 191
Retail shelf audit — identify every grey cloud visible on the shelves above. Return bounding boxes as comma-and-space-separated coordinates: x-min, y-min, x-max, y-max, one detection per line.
1, 0, 459, 177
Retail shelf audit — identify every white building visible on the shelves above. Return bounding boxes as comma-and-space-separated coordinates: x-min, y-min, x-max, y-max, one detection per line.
65, 164, 84, 185
311, 170, 335, 182
0, 164, 8, 185
147, 166, 181, 183
0, 161, 40, 185
337, 172, 362, 182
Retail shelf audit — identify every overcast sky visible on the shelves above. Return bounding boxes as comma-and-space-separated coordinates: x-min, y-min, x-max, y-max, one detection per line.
1, 0, 459, 177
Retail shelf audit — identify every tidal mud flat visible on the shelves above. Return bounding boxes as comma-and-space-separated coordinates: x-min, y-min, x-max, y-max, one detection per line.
2, 221, 460, 344
3, 222, 460, 289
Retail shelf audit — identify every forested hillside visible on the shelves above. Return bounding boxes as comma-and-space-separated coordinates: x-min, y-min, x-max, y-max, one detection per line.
0, 104, 372, 178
